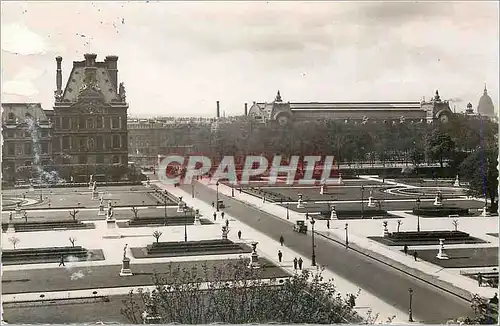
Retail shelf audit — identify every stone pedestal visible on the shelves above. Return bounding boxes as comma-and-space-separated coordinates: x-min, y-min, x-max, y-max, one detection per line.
433, 196, 443, 206
15, 207, 21, 215
330, 207, 338, 220
120, 257, 133, 276
383, 223, 389, 237
320, 185, 325, 195
453, 175, 460, 187
436, 238, 449, 260
194, 209, 201, 225
338, 176, 344, 185
297, 199, 304, 209
367, 196, 376, 207
7, 223, 15, 233
103, 220, 121, 239
177, 202, 184, 213
98, 205, 105, 216
248, 252, 260, 269
481, 206, 490, 217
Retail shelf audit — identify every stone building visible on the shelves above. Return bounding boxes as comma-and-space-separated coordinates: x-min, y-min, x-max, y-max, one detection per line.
52, 53, 129, 182
248, 90, 453, 125
1, 103, 53, 184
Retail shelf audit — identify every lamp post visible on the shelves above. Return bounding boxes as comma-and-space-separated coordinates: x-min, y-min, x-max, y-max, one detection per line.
183, 204, 188, 242
345, 223, 349, 248
408, 288, 414, 322
191, 183, 194, 198
231, 186, 234, 197
286, 203, 289, 220
360, 185, 365, 218
163, 190, 168, 226
310, 218, 316, 267
416, 198, 421, 233
216, 181, 220, 212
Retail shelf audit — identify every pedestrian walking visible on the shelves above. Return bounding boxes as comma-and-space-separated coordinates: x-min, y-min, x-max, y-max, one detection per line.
238, 230, 242, 240
278, 250, 283, 262
293, 257, 298, 270
403, 245, 408, 255
213, 212, 217, 221
279, 235, 284, 246
478, 272, 483, 287
225, 219, 229, 227
221, 211, 225, 219
59, 255, 65, 267
413, 251, 418, 261
298, 257, 303, 270
211, 202, 215, 208
326, 220, 330, 229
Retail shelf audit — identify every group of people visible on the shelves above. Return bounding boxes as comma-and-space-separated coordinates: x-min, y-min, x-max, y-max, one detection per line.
277, 235, 305, 270
403, 245, 419, 261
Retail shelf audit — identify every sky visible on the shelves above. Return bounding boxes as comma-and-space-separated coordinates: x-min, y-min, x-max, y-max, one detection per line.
1, 1, 499, 117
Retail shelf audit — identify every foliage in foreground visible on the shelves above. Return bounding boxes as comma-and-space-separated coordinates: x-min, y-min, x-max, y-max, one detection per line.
121, 259, 387, 324
448, 294, 498, 325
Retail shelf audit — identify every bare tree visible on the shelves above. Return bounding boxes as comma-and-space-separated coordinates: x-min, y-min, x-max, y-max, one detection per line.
397, 220, 403, 233
69, 237, 76, 247
69, 208, 80, 221
452, 219, 459, 231
9, 237, 20, 249
131, 206, 139, 219
152, 230, 163, 243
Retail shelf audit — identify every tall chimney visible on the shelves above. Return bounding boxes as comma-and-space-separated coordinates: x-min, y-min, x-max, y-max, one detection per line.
104, 55, 119, 92
244, 103, 248, 116
56, 56, 62, 93
216, 101, 220, 118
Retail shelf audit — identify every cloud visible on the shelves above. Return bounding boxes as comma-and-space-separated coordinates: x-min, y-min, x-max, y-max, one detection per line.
2, 66, 44, 97
1, 23, 47, 55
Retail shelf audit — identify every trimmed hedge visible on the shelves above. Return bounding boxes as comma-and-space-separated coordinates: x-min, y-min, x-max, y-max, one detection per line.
412, 206, 469, 217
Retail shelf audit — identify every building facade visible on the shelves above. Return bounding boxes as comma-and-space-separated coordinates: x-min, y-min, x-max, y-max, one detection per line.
248, 90, 453, 125
52, 53, 129, 182
1, 103, 53, 184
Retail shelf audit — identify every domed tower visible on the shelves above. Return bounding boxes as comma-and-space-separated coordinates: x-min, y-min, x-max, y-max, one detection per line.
465, 102, 474, 115
477, 84, 495, 117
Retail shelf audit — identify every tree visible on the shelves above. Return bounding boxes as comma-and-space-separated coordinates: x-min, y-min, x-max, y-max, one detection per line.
397, 220, 403, 232
9, 237, 20, 249
69, 208, 80, 221
449, 294, 498, 324
425, 129, 456, 167
152, 230, 163, 243
69, 237, 76, 247
121, 259, 385, 324
459, 148, 499, 210
131, 206, 139, 219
